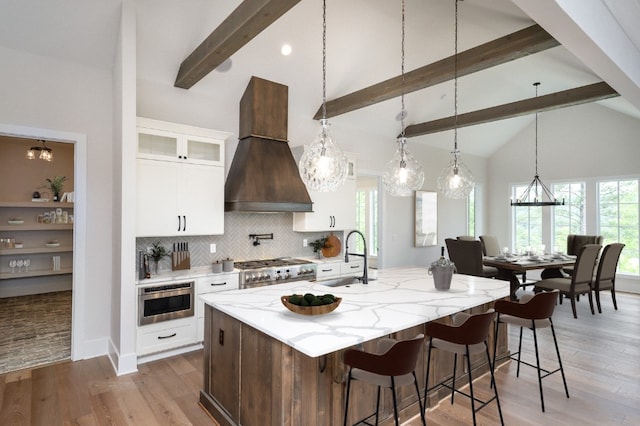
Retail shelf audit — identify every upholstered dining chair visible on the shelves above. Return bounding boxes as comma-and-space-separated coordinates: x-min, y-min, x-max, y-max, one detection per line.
445, 238, 498, 278
534, 244, 601, 318
456, 235, 477, 241
479, 235, 501, 256
343, 334, 426, 426
592, 243, 625, 313
541, 234, 604, 279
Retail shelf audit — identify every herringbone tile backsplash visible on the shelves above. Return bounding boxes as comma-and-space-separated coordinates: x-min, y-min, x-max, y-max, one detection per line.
136, 213, 341, 274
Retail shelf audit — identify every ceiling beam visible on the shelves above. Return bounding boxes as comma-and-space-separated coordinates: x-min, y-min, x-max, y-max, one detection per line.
313, 24, 559, 120
175, 0, 301, 89
402, 81, 619, 138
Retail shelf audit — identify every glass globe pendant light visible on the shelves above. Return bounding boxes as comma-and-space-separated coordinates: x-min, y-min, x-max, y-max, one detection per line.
382, 0, 424, 197
437, 0, 474, 199
299, 0, 348, 192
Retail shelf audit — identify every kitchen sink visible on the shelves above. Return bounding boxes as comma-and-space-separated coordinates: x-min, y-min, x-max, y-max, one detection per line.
313, 276, 363, 287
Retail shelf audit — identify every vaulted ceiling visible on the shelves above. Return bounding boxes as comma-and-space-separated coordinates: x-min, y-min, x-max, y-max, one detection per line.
1, 0, 639, 157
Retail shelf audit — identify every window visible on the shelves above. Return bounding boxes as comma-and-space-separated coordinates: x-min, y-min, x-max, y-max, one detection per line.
355, 180, 378, 257
467, 187, 475, 237
598, 179, 639, 275
512, 184, 543, 253
552, 182, 585, 252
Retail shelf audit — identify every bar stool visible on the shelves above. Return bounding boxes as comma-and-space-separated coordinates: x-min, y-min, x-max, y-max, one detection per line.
492, 290, 569, 412
343, 334, 426, 426
423, 311, 503, 426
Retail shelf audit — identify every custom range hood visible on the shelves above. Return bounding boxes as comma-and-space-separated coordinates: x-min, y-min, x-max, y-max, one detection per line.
224, 76, 312, 212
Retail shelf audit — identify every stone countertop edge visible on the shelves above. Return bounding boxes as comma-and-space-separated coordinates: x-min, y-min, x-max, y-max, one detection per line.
201, 267, 510, 358
136, 265, 239, 285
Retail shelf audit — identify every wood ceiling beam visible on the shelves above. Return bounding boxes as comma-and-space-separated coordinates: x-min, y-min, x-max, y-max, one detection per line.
175, 0, 301, 89
402, 81, 619, 138
313, 24, 559, 120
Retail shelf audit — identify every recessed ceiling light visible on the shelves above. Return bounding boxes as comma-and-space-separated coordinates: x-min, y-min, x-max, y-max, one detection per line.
281, 44, 292, 56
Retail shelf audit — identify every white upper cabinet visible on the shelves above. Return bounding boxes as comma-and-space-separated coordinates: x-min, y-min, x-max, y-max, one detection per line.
136, 118, 230, 237
292, 151, 357, 232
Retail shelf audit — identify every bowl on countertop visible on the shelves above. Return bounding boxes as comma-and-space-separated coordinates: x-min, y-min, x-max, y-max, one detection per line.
281, 295, 342, 316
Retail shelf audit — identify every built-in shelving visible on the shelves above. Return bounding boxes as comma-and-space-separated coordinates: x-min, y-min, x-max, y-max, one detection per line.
0, 267, 73, 280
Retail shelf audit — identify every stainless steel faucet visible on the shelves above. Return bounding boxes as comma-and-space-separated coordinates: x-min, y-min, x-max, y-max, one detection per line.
345, 230, 368, 284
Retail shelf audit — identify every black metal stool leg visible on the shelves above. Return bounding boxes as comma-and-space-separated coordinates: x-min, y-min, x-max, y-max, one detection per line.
412, 372, 426, 425
465, 346, 477, 426
550, 319, 570, 399
451, 353, 458, 404
423, 339, 433, 414
486, 345, 504, 425
390, 378, 399, 426
516, 326, 523, 377
531, 323, 545, 412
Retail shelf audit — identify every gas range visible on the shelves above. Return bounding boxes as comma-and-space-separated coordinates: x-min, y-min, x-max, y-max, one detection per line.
235, 258, 317, 289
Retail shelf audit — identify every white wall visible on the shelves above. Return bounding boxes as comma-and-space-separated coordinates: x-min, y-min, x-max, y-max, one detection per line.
0, 45, 115, 359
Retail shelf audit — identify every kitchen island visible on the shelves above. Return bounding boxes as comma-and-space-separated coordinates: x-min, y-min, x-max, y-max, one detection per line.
199, 267, 510, 425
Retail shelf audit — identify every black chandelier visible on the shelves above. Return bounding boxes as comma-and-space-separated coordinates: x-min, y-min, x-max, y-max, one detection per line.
511, 83, 564, 207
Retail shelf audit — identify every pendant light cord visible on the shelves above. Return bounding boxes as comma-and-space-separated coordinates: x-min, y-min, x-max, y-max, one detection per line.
321, 0, 327, 121
453, 0, 459, 153
534, 82, 540, 176
400, 0, 406, 138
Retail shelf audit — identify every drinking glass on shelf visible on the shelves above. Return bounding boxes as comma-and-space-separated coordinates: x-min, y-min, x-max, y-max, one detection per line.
9, 259, 16, 273
16, 259, 24, 273
24, 259, 30, 272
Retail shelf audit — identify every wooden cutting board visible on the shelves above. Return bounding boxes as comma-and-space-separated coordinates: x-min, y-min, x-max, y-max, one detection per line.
322, 233, 341, 258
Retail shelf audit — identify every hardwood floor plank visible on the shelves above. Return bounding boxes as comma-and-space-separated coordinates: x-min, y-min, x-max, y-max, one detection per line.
0, 292, 637, 425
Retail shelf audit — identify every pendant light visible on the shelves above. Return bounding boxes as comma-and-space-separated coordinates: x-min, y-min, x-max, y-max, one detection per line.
437, 0, 474, 199
26, 139, 53, 162
511, 82, 564, 207
299, 0, 348, 193
382, 0, 425, 197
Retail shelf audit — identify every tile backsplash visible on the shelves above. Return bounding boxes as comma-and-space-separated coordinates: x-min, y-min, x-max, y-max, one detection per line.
136, 212, 342, 274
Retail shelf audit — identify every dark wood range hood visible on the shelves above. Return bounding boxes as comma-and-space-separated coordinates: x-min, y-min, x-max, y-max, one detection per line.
224, 76, 313, 212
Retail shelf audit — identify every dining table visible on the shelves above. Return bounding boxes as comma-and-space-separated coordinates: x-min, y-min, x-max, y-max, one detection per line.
483, 253, 576, 300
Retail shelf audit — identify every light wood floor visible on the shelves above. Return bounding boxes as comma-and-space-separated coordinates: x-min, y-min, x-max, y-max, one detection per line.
1, 292, 638, 425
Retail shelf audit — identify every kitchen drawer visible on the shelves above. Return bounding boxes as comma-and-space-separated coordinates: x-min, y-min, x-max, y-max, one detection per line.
137, 317, 197, 356
341, 260, 365, 277
196, 274, 239, 295
316, 263, 341, 280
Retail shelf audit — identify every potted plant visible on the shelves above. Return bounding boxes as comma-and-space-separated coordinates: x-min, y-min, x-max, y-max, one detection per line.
310, 237, 331, 259
46, 176, 67, 202
149, 241, 170, 274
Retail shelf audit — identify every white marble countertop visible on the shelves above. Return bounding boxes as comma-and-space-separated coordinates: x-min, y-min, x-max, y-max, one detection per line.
201, 267, 510, 358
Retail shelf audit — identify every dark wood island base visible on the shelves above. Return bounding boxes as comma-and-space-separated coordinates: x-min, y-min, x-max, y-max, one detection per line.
200, 301, 507, 426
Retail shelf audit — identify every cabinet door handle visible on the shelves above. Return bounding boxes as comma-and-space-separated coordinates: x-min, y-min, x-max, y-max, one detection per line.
177, 215, 181, 232
321, 268, 334, 273
219, 329, 224, 345
157, 333, 177, 340
350, 265, 360, 269
182, 215, 186, 232
210, 282, 227, 286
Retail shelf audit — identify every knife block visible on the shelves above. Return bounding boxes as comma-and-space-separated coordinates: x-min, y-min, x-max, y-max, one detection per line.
172, 251, 191, 271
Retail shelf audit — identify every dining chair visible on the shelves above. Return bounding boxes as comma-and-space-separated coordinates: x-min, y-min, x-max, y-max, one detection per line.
424, 311, 503, 426
592, 243, 625, 313
534, 244, 601, 318
540, 234, 604, 279
492, 290, 569, 412
479, 235, 501, 256
445, 238, 498, 278
343, 334, 426, 426
456, 235, 477, 241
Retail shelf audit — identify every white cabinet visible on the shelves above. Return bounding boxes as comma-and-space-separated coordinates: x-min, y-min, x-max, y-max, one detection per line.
341, 259, 365, 277
315, 258, 364, 281
196, 273, 239, 342
315, 262, 342, 280
293, 153, 357, 232
136, 118, 230, 237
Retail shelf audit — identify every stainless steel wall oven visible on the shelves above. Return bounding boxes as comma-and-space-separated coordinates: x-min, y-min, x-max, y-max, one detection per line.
138, 281, 194, 326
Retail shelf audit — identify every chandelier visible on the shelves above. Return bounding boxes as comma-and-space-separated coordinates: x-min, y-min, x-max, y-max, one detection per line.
382, 0, 424, 197
437, 0, 474, 199
511, 82, 564, 207
298, 0, 348, 192
26, 139, 53, 162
